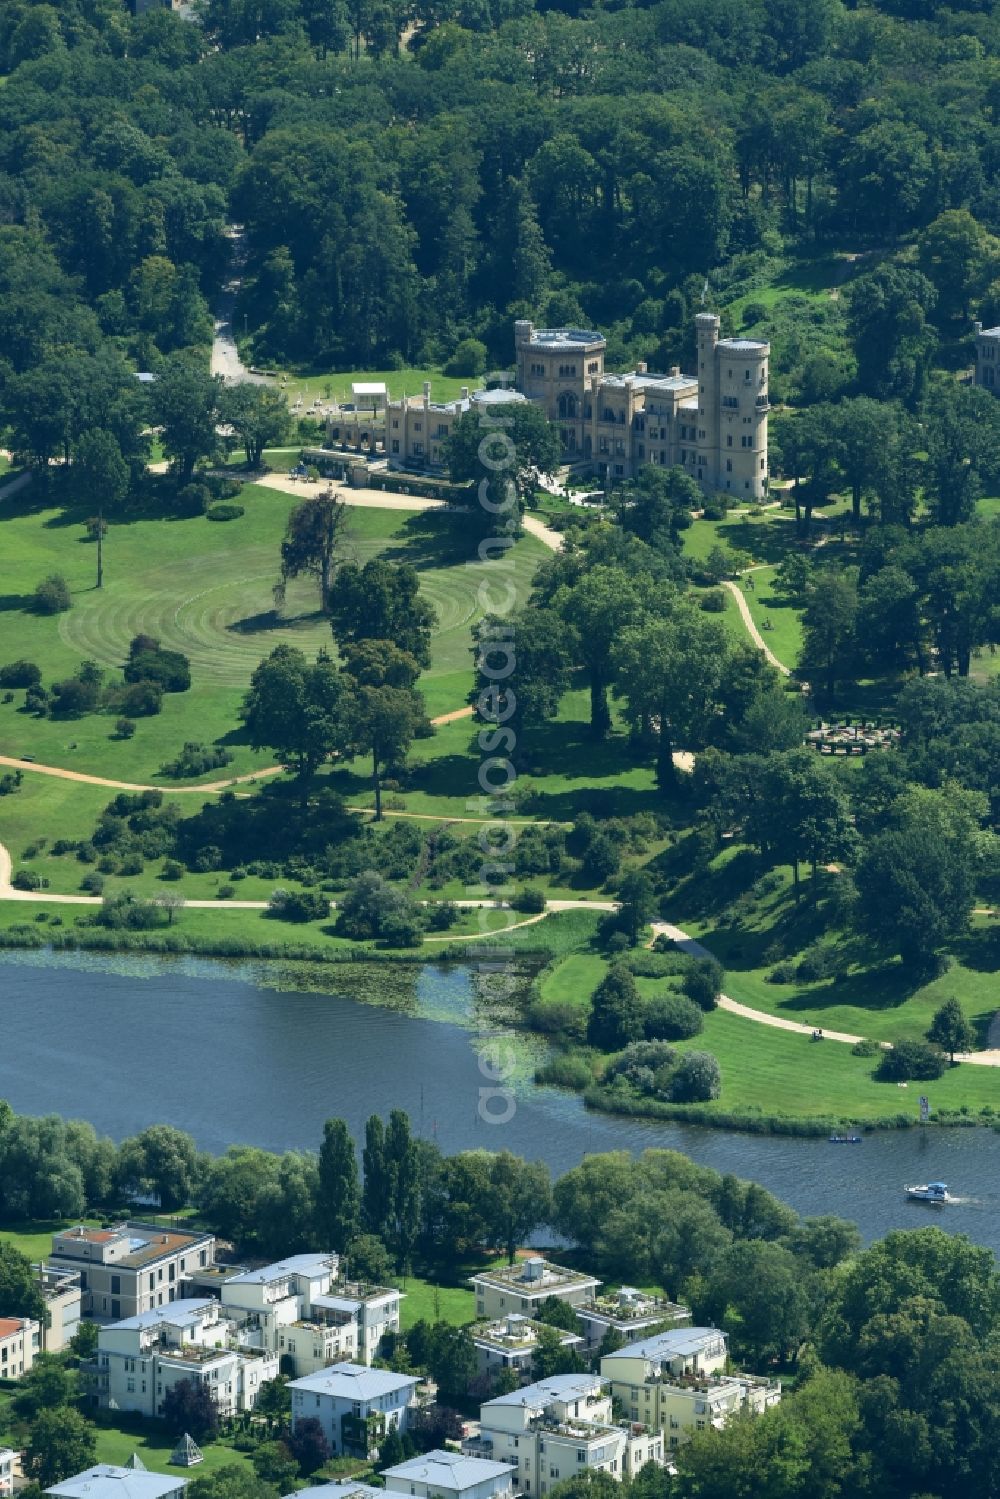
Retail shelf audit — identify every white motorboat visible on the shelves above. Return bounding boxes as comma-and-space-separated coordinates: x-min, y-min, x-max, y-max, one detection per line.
905, 1181, 951, 1204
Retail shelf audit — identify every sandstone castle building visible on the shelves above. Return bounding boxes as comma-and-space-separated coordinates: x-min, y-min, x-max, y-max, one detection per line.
320, 313, 769, 498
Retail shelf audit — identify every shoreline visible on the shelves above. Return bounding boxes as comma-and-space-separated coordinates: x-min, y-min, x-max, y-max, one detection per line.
3, 927, 997, 1140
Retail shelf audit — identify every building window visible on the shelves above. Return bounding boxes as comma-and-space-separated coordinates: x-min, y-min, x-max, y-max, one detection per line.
726, 460, 733, 472
391, 440, 399, 453
727, 436, 732, 447
413, 443, 423, 455
413, 421, 422, 432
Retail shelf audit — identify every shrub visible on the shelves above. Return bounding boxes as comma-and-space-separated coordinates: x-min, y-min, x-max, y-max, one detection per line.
125, 637, 191, 693
426, 901, 458, 931
796, 944, 842, 982
444, 337, 488, 376
24, 684, 50, 715
525, 998, 586, 1040
699, 588, 727, 612
513, 887, 547, 914
334, 870, 424, 946
206, 503, 245, 521
878, 1039, 946, 1082
743, 301, 768, 327
701, 500, 729, 521
0, 771, 23, 796
160, 742, 233, 778
119, 853, 145, 876
644, 992, 704, 1041
96, 890, 165, 930
115, 717, 137, 740
81, 872, 105, 895
161, 859, 185, 881
33, 574, 71, 614
768, 961, 799, 984
117, 679, 163, 717
0, 660, 41, 688
12, 869, 43, 891
177, 482, 211, 516
50, 675, 101, 717
669, 1049, 722, 1102
535, 1054, 593, 1090
682, 956, 725, 1011
268, 887, 330, 922
851, 1037, 882, 1057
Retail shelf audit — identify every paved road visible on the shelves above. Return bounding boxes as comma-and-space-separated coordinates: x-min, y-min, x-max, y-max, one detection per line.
211, 228, 271, 387
255, 474, 566, 553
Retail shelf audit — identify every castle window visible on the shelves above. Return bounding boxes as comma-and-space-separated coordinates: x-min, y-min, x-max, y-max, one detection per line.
588, 362, 599, 373
726, 459, 732, 472
727, 436, 732, 447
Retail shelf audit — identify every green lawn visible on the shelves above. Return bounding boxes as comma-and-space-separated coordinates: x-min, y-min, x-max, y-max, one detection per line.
667, 1005, 1000, 1123
0, 485, 545, 788
90, 1419, 252, 1477
268, 365, 480, 407
396, 1273, 476, 1330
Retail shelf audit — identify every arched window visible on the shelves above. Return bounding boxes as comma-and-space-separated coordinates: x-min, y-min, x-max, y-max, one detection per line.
558, 392, 577, 420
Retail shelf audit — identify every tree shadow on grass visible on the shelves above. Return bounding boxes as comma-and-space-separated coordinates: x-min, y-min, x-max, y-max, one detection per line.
954, 924, 1000, 975
379, 511, 478, 573
226, 607, 327, 636
0, 592, 36, 613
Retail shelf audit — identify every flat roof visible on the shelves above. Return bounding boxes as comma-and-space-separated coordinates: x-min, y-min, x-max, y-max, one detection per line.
352, 382, 387, 395
383, 1451, 514, 1489
224, 1254, 336, 1286
106, 1300, 219, 1334
282, 1486, 381, 1499
290, 1362, 419, 1402
603, 1327, 726, 1361
979, 325, 1000, 337
528, 327, 605, 350
717, 338, 769, 352
46, 1468, 186, 1499
483, 1372, 604, 1408
471, 1259, 599, 1294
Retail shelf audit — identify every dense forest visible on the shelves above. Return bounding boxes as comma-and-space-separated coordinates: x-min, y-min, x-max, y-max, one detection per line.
5, 0, 1000, 388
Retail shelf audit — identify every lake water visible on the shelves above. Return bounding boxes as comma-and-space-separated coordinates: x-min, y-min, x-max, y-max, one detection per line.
2, 950, 1000, 1252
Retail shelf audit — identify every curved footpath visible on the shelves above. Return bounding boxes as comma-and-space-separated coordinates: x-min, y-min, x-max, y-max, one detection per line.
722, 576, 791, 676
0, 842, 997, 1065
7, 477, 997, 1057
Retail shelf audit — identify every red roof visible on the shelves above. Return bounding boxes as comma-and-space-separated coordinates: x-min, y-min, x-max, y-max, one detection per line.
0, 1317, 26, 1339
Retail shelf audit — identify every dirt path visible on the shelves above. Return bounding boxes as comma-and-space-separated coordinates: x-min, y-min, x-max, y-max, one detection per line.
0, 863, 997, 1063
253, 474, 566, 554
722, 577, 791, 676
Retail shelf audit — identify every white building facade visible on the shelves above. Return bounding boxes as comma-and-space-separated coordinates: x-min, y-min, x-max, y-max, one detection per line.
92, 1300, 277, 1419
290, 1362, 420, 1457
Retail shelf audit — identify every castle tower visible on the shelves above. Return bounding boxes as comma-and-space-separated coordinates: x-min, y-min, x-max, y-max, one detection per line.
713, 337, 769, 499
695, 312, 721, 493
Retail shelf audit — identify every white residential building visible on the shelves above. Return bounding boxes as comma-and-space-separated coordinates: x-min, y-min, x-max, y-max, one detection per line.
92, 1299, 278, 1419
313, 1281, 401, 1365
471, 1314, 584, 1386
34, 1263, 83, 1352
219, 1256, 399, 1368
468, 1372, 663, 1494
220, 1254, 357, 1374
383, 1450, 516, 1499
600, 1328, 779, 1449
45, 1469, 188, 1499
0, 1447, 14, 1498
471, 1258, 600, 1323
575, 1288, 691, 1352
290, 1362, 420, 1457
0, 1315, 40, 1377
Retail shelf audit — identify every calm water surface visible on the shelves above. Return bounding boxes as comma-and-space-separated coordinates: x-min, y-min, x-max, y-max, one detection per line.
1, 950, 999, 1251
